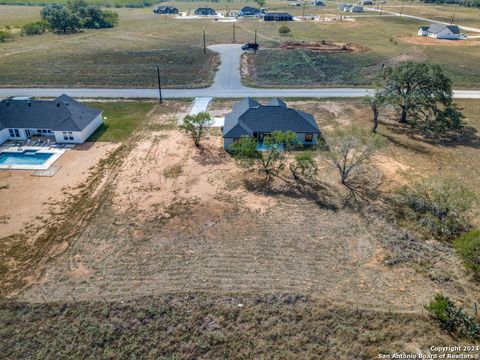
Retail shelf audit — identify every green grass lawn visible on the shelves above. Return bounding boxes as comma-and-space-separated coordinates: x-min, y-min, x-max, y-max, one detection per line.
86, 101, 154, 142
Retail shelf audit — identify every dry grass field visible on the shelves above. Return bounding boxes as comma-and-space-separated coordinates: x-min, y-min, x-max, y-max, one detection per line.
0, 2, 479, 87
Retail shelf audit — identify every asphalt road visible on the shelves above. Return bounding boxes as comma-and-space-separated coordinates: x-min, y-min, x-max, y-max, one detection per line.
1, 44, 480, 99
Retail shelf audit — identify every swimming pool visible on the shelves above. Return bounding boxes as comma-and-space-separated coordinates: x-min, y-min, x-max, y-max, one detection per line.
0, 148, 65, 170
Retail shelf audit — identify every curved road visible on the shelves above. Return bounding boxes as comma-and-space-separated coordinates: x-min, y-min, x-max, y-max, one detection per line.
1, 44, 480, 99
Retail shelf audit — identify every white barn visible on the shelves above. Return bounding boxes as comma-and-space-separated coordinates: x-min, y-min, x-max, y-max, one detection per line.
0, 94, 103, 145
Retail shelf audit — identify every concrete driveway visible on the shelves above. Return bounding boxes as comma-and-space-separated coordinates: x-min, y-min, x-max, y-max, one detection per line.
208, 44, 247, 91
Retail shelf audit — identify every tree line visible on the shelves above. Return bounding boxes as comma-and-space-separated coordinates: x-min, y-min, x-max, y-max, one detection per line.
17, 0, 119, 36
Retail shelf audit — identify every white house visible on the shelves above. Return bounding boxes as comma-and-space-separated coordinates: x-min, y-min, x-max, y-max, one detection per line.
0, 94, 103, 145
418, 24, 462, 40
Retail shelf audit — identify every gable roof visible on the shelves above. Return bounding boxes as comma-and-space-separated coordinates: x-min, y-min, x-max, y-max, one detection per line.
0, 94, 102, 132
223, 98, 320, 138
265, 12, 293, 17
267, 98, 287, 107
426, 23, 460, 34
240, 6, 261, 14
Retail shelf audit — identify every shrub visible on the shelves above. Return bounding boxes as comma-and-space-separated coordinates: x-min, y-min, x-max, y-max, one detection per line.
0, 30, 13, 43
426, 294, 480, 340
454, 229, 480, 279
398, 179, 475, 240
278, 25, 291, 36
21, 21, 49, 36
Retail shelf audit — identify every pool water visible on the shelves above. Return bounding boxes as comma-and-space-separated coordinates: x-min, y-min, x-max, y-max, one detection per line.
0, 151, 54, 166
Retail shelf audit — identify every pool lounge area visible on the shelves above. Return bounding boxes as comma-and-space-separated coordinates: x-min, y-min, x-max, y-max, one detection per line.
0, 147, 66, 170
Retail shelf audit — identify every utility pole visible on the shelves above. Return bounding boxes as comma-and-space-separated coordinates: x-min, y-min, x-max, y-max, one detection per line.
302, 3, 306, 19
203, 30, 206, 54
156, 65, 162, 104
450, 11, 456, 24
254, 28, 257, 54
233, 22, 235, 43
400, 0, 404, 16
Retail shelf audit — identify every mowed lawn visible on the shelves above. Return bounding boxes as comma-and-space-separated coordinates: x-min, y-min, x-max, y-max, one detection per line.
86, 101, 154, 142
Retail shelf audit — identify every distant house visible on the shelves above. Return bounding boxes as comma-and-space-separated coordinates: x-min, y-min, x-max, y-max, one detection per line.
418, 24, 462, 39
238, 6, 261, 16
361, 0, 373, 5
350, 5, 364, 12
339, 3, 353, 11
313, 0, 325, 6
153, 5, 178, 14
222, 98, 321, 150
0, 94, 103, 145
264, 12, 293, 21
195, 7, 217, 16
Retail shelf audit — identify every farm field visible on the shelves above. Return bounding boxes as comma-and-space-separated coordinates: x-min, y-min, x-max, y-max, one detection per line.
1, 97, 479, 356
0, 2, 479, 88
244, 15, 480, 87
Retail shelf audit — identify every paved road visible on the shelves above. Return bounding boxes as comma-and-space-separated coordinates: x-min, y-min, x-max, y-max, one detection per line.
1, 44, 480, 99
366, 8, 480, 34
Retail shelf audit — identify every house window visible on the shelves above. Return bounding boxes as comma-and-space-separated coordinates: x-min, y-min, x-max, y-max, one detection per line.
62, 132, 68, 140
9, 129, 20, 138
68, 132, 74, 140
233, 138, 240, 144
305, 133, 313, 142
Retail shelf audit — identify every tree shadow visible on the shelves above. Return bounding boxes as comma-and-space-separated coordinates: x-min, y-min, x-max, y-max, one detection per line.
436, 125, 480, 149
192, 143, 229, 166
243, 177, 338, 211
341, 165, 384, 212
381, 118, 480, 150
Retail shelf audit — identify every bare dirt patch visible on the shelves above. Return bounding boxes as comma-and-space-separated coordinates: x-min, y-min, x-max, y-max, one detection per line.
12, 104, 477, 314
280, 41, 366, 53
398, 35, 480, 46
0, 142, 117, 239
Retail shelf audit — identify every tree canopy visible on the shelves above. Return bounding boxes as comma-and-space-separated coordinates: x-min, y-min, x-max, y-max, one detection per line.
376, 62, 464, 140
229, 131, 298, 181
41, 0, 118, 33
180, 112, 214, 147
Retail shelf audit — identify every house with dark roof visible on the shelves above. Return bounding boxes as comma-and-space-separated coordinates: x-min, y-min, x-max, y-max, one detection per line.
238, 6, 262, 17
418, 24, 462, 39
264, 12, 293, 21
222, 98, 321, 150
194, 7, 217, 16
0, 94, 103, 145
153, 5, 179, 14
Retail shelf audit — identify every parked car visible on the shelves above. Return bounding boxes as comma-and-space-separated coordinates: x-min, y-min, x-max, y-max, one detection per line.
241, 43, 259, 51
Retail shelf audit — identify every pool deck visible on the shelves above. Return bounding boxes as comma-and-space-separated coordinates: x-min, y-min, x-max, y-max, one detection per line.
0, 146, 67, 171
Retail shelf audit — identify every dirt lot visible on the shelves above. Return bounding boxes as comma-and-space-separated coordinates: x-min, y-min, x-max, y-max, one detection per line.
0, 142, 117, 239
7, 100, 478, 316
279, 41, 366, 52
